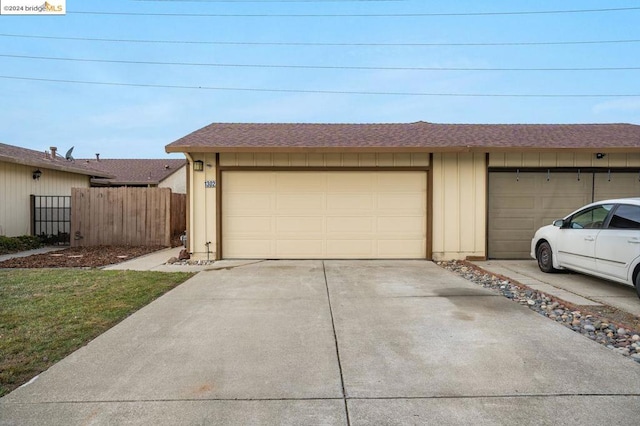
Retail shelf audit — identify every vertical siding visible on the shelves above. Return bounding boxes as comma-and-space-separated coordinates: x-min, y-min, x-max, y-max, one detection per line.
219, 153, 430, 167
188, 153, 218, 259
159, 165, 187, 194
431, 153, 486, 261
489, 152, 640, 168
0, 161, 90, 236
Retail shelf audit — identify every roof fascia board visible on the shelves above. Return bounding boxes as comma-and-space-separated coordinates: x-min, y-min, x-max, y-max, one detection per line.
166, 146, 640, 154
0, 155, 114, 178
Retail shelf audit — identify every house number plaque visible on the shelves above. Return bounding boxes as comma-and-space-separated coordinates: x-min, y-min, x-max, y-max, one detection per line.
205, 180, 216, 188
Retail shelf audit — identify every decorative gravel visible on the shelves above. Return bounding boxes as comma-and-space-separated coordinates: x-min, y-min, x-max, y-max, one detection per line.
439, 260, 640, 364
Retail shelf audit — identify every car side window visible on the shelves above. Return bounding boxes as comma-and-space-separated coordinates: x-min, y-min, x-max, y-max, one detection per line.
568, 204, 613, 229
607, 204, 640, 229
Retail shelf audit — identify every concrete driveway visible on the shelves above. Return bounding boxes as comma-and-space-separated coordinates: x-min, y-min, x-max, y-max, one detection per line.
2, 260, 640, 425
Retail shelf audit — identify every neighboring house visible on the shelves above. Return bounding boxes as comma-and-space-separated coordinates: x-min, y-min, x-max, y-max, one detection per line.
80, 157, 187, 194
0, 143, 112, 239
165, 122, 640, 261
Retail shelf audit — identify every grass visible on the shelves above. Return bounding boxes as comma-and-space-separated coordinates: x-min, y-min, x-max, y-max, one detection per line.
0, 269, 194, 397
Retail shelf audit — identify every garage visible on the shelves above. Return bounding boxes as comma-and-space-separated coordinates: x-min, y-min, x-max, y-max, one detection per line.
221, 171, 427, 259
488, 170, 640, 259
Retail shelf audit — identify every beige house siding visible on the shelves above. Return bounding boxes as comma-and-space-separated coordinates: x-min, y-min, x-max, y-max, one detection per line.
219, 152, 430, 167
489, 152, 640, 168
0, 161, 90, 236
431, 153, 486, 261
159, 165, 187, 194
188, 153, 218, 259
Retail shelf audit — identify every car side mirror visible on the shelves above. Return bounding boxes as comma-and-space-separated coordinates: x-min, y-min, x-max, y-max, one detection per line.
553, 219, 565, 227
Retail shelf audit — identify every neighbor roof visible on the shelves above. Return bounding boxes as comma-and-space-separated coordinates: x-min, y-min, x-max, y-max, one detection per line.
0, 143, 113, 177
80, 158, 186, 186
165, 122, 640, 153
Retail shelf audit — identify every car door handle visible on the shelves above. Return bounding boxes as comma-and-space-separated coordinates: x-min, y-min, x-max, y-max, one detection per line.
584, 236, 595, 242
628, 238, 640, 244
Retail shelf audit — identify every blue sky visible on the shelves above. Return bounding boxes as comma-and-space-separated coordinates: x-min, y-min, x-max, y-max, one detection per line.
1, 0, 639, 159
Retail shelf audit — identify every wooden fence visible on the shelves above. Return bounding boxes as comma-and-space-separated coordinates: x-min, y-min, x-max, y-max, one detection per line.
71, 187, 186, 247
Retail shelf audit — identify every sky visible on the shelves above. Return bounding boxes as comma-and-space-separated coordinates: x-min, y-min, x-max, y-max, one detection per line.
1, 0, 639, 159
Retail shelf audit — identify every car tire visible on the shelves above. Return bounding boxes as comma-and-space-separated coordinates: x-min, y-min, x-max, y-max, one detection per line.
536, 241, 557, 273
635, 272, 640, 300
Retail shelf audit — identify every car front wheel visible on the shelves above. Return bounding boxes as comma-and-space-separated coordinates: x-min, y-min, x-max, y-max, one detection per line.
536, 241, 557, 273
635, 272, 640, 299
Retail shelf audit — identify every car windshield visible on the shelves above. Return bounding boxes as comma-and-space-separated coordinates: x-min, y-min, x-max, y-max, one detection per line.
568, 204, 613, 229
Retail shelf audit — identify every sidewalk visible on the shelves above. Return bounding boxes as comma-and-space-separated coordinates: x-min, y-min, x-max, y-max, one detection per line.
102, 247, 211, 273
0, 246, 66, 263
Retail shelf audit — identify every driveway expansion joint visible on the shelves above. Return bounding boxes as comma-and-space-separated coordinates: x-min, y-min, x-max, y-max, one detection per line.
322, 260, 351, 426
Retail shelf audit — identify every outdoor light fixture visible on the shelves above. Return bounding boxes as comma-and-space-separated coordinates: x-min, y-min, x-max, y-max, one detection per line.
32, 169, 42, 180
595, 153, 606, 159
193, 160, 204, 172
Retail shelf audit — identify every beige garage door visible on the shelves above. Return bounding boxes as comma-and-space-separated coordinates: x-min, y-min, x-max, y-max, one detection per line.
222, 171, 427, 259
488, 171, 640, 259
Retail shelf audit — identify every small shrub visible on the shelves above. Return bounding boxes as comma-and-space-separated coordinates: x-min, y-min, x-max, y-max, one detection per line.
0, 235, 43, 255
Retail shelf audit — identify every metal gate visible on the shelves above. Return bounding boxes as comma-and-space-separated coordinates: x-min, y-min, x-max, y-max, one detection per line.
31, 195, 71, 245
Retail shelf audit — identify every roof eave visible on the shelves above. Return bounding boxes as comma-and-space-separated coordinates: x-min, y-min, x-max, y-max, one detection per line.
165, 145, 640, 154
0, 154, 114, 178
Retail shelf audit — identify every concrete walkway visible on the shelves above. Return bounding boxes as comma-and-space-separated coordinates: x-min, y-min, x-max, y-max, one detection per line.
473, 259, 640, 317
102, 247, 211, 273
0, 246, 65, 263
2, 260, 639, 425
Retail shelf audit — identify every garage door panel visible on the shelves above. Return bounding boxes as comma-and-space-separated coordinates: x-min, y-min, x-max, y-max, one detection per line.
327, 173, 373, 190
225, 240, 274, 257
276, 194, 324, 210
276, 173, 325, 191
276, 217, 324, 232
326, 217, 374, 233
377, 216, 424, 233
228, 172, 275, 190
378, 173, 425, 190
225, 216, 273, 234
326, 240, 374, 257
594, 173, 640, 200
491, 196, 535, 209
491, 218, 535, 231
327, 194, 374, 209
225, 193, 273, 210
276, 240, 324, 257
377, 240, 425, 258
377, 193, 424, 210
222, 171, 426, 259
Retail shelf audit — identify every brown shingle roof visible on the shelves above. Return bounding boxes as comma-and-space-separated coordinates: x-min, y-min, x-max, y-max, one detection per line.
79, 159, 186, 186
0, 143, 112, 177
165, 122, 640, 153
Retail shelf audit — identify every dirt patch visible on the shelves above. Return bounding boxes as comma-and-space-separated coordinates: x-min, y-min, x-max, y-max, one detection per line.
0, 246, 166, 268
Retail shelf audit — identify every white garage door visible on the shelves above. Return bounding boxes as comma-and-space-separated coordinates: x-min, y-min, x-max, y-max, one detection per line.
222, 171, 427, 259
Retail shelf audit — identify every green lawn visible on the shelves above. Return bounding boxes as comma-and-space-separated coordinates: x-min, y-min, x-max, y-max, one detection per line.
0, 269, 194, 397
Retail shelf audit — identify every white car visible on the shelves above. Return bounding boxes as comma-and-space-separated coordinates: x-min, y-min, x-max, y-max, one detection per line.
531, 198, 640, 298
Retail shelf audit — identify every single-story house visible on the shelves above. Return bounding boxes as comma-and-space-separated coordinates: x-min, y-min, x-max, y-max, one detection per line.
80, 157, 187, 194
165, 122, 640, 261
0, 143, 112, 239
